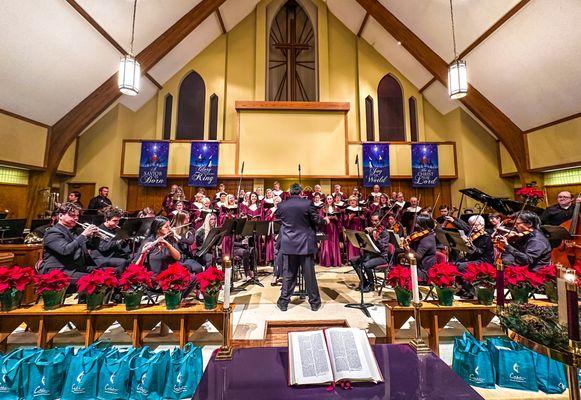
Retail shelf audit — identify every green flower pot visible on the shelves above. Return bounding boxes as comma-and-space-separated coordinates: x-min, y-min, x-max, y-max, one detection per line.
0, 288, 23, 311
509, 286, 530, 304
124, 291, 143, 311
165, 291, 182, 310
395, 286, 413, 307
86, 291, 106, 311
42, 289, 66, 311
544, 281, 558, 303
435, 286, 455, 306
475, 286, 495, 306
203, 293, 218, 310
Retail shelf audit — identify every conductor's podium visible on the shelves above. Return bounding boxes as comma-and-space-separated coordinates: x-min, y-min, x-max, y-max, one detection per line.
383, 300, 496, 355
0, 302, 232, 350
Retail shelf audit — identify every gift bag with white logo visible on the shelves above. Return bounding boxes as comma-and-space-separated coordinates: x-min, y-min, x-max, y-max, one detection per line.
129, 347, 169, 400
162, 343, 203, 399
534, 353, 567, 394
61, 343, 109, 400
97, 347, 138, 400
486, 337, 538, 392
452, 333, 496, 389
0, 348, 40, 400
24, 347, 74, 400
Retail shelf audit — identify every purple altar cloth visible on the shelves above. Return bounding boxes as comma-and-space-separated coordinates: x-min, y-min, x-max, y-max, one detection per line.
192, 344, 483, 399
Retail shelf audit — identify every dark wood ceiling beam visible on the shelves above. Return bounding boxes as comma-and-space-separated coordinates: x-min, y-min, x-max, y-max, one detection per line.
355, 0, 528, 175
419, 77, 436, 94
357, 12, 370, 37
216, 9, 227, 34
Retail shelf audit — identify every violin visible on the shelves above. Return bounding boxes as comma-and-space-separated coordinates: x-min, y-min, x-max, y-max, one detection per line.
408, 229, 431, 243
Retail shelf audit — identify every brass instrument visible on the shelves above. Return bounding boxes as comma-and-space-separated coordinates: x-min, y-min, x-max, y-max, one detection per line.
76, 222, 115, 241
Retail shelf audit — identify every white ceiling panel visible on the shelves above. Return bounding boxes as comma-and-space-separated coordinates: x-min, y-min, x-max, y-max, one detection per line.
148, 15, 222, 84
219, 0, 259, 31
0, 0, 120, 125
120, 79, 158, 112
326, 0, 367, 34
422, 80, 458, 116
379, 0, 522, 63
361, 18, 432, 89
465, 0, 581, 130
76, 0, 202, 54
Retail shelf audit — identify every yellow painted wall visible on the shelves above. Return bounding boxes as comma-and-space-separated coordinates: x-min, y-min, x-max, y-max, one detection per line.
498, 142, 517, 176
0, 113, 47, 168
526, 116, 581, 170
57, 140, 76, 174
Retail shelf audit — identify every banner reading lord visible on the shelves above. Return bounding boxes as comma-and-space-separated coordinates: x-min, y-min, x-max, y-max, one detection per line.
189, 142, 219, 187
363, 143, 390, 187
411, 143, 439, 188
138, 141, 169, 187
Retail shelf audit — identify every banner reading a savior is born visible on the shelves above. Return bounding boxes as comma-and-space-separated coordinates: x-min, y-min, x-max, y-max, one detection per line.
138, 141, 169, 187
362, 143, 390, 187
189, 142, 219, 187
411, 143, 439, 187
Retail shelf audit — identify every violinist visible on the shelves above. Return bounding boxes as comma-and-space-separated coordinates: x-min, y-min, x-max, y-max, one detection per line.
171, 211, 203, 274
452, 215, 494, 264
435, 205, 450, 225
488, 213, 503, 234
541, 191, 581, 226
498, 211, 551, 271
134, 216, 181, 275
195, 213, 218, 268
343, 195, 367, 259
403, 214, 437, 282
386, 213, 404, 236
350, 212, 393, 292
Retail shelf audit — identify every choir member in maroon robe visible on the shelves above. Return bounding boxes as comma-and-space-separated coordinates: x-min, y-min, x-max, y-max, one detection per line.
214, 183, 227, 200
333, 193, 346, 209
309, 184, 324, 200
331, 184, 347, 201
170, 201, 188, 219
265, 196, 282, 285
162, 184, 186, 215
319, 195, 342, 267
243, 192, 264, 263
272, 181, 289, 201
193, 198, 214, 230
367, 184, 383, 204
312, 193, 324, 209
263, 189, 274, 209
189, 192, 204, 212
219, 194, 238, 258
343, 196, 367, 259
255, 187, 264, 202
215, 192, 227, 208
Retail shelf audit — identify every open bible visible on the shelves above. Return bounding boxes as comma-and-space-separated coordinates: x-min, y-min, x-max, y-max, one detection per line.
288, 328, 383, 386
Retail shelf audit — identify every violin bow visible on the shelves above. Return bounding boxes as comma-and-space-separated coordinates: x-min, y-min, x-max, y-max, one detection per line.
430, 193, 440, 218
456, 193, 465, 219
410, 194, 422, 232
466, 201, 487, 238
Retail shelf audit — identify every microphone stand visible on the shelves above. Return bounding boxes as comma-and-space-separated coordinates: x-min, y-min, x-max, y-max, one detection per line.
236, 161, 245, 202
298, 164, 302, 186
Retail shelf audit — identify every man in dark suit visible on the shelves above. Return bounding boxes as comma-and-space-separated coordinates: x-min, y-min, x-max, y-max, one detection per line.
275, 183, 328, 311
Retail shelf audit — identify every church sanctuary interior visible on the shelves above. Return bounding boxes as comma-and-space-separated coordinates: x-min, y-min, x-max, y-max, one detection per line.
1, 0, 581, 399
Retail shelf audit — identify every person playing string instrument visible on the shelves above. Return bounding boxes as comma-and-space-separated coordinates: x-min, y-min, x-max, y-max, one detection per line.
195, 213, 218, 268
449, 215, 494, 264
402, 214, 437, 282
134, 216, 181, 275
89, 206, 131, 273
386, 213, 405, 237
541, 191, 581, 226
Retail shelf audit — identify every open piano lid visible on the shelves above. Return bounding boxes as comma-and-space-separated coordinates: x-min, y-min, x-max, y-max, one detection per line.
459, 188, 544, 215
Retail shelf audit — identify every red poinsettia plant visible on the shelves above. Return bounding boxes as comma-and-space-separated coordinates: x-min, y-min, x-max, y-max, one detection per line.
463, 262, 496, 289
194, 266, 225, 297
387, 265, 412, 291
34, 270, 71, 295
155, 262, 192, 293
427, 262, 461, 288
77, 268, 119, 295
119, 264, 154, 293
536, 264, 557, 286
516, 187, 544, 200
504, 266, 544, 290
0, 266, 35, 294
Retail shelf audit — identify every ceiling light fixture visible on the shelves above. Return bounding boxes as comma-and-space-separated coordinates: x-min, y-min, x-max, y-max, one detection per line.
448, 0, 467, 99
118, 0, 140, 96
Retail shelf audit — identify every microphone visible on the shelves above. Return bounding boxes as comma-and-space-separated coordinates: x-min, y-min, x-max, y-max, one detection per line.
298, 164, 301, 172
240, 161, 245, 174
355, 154, 359, 165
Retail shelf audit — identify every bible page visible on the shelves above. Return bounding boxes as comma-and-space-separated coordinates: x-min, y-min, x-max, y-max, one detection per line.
288, 331, 334, 385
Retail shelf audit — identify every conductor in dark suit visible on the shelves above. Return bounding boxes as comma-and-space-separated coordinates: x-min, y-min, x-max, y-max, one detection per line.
275, 183, 328, 311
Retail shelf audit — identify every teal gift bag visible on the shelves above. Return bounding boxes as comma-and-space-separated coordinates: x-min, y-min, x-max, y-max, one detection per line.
534, 353, 567, 394
97, 347, 138, 400
486, 337, 538, 392
0, 348, 40, 400
61, 344, 109, 400
162, 343, 204, 399
129, 347, 169, 400
24, 346, 74, 400
452, 333, 496, 389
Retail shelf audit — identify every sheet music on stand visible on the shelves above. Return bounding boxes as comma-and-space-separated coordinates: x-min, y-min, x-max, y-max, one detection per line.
196, 227, 224, 257
434, 228, 471, 253
344, 229, 381, 254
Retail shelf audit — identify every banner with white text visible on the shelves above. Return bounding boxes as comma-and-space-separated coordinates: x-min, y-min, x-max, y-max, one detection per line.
138, 141, 169, 187
363, 143, 390, 187
188, 142, 219, 187
411, 143, 439, 188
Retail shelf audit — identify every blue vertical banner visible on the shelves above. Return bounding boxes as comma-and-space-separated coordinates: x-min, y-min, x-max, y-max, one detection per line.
362, 143, 390, 187
138, 141, 169, 187
411, 143, 439, 187
188, 142, 219, 187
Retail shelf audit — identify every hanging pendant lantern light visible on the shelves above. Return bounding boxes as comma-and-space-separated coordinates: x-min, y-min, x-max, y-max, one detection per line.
448, 0, 467, 99
118, 0, 140, 96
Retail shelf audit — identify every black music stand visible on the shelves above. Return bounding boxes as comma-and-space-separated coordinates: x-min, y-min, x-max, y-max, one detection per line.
30, 219, 51, 232
344, 229, 380, 317
79, 213, 104, 227
196, 227, 224, 260
0, 219, 26, 243
221, 219, 247, 293
239, 220, 270, 288
435, 228, 471, 254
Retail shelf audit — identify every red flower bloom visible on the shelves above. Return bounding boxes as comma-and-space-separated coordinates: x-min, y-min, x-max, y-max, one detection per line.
155, 263, 192, 292
34, 270, 71, 295
119, 264, 153, 292
386, 265, 412, 291
463, 262, 496, 287
427, 262, 461, 288
194, 266, 224, 296
515, 187, 544, 200
504, 266, 543, 290
0, 266, 35, 294
77, 268, 118, 295
536, 264, 557, 283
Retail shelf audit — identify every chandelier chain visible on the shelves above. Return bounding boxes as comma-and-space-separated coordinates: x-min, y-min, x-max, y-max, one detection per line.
449, 0, 458, 61
130, 0, 137, 55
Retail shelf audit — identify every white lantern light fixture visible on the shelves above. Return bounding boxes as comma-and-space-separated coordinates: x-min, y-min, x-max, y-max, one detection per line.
448, 0, 467, 99
118, 0, 140, 96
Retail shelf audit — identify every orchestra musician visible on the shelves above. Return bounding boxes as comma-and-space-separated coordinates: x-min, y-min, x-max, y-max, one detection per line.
87, 187, 112, 213
137, 207, 155, 218
343, 195, 367, 259
487, 213, 503, 235
385, 213, 404, 236
89, 206, 131, 273
446, 215, 494, 264
41, 203, 99, 284
403, 214, 437, 282
350, 212, 393, 293
171, 211, 204, 274
319, 195, 342, 267
32, 210, 59, 238
195, 213, 218, 268
134, 216, 181, 275
541, 191, 581, 226
498, 211, 552, 271
66, 191, 83, 209
435, 205, 451, 225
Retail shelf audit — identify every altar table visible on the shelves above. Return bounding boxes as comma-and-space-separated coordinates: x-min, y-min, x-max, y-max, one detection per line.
192, 344, 483, 399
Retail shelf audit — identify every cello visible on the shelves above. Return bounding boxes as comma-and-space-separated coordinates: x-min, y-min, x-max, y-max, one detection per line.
551, 195, 581, 267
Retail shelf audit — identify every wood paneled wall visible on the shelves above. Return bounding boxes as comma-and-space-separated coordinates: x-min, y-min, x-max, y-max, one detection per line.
0, 184, 29, 219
